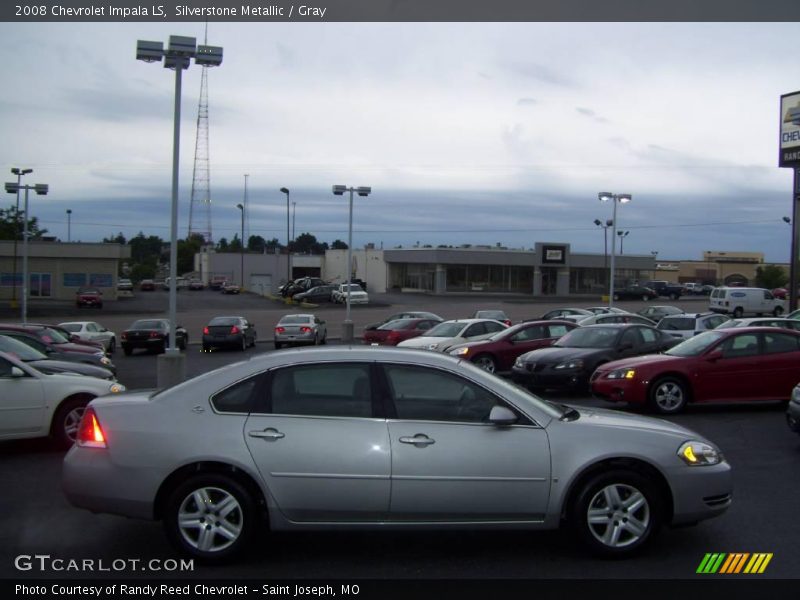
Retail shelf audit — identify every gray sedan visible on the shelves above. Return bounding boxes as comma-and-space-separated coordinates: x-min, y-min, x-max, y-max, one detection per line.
274, 314, 327, 348
63, 347, 732, 563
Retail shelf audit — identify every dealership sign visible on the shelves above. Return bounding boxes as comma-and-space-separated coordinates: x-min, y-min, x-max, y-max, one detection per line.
780, 91, 800, 167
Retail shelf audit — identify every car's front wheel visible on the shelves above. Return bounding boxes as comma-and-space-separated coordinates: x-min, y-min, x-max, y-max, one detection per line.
774, 306, 784, 317
472, 354, 497, 373
107, 337, 116, 354
163, 474, 256, 562
51, 396, 93, 450
648, 376, 689, 414
570, 469, 662, 557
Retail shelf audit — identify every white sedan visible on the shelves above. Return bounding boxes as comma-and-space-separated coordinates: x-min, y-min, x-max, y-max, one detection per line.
59, 321, 117, 353
0, 351, 125, 448
397, 318, 508, 352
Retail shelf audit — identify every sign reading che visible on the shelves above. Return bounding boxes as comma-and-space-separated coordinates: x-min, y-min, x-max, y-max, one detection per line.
780, 91, 800, 167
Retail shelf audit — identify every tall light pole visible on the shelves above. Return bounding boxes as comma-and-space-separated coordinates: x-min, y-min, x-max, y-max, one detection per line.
137, 35, 222, 387
292, 201, 296, 240
617, 230, 630, 254
599, 192, 632, 307
594, 218, 612, 295
651, 250, 658, 281
4, 181, 49, 323
10, 167, 32, 308
236, 203, 244, 288
66, 209, 72, 242
280, 187, 291, 283
332, 185, 371, 343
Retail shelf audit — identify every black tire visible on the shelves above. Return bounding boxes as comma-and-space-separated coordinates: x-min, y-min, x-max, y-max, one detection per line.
320, 333, 327, 345
51, 396, 92, 450
202, 344, 210, 353
163, 473, 256, 563
733, 307, 744, 318
472, 353, 497, 373
274, 341, 282, 350
648, 376, 689, 414
240, 336, 247, 352
774, 306, 784, 317
180, 335, 188, 351
123, 346, 133, 356
569, 469, 662, 557
313, 333, 319, 346
669, 293, 679, 300
108, 337, 116, 354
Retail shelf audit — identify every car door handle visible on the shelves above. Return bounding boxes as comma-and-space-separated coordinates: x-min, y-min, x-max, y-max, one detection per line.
399, 434, 436, 447
248, 428, 285, 440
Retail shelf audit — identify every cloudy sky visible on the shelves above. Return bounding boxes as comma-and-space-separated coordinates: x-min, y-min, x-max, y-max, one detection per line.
1, 20, 799, 261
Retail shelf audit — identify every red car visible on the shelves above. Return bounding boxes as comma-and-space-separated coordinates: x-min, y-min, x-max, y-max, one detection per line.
591, 326, 800, 414
76, 287, 103, 308
362, 318, 441, 346
447, 319, 578, 373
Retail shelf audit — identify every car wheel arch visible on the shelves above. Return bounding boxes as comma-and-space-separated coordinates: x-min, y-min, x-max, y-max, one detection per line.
647, 372, 693, 410
153, 461, 269, 522
560, 457, 674, 526
49, 392, 97, 447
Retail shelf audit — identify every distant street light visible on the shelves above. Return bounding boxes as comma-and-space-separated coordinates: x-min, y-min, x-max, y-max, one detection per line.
136, 34, 222, 380
292, 201, 296, 240
66, 209, 72, 242
236, 203, 244, 288
599, 192, 632, 307
332, 185, 372, 343
9, 167, 32, 308
594, 218, 612, 293
651, 251, 658, 280
280, 187, 291, 282
617, 230, 630, 254
4, 180, 49, 323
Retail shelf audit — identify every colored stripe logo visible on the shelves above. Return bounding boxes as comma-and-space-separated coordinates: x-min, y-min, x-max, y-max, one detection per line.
697, 553, 773, 574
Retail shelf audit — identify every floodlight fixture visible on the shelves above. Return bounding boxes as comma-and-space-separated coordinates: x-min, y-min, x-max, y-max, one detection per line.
136, 40, 164, 63
11, 168, 33, 176
195, 45, 223, 67
357, 186, 372, 197
332, 185, 347, 195
34, 184, 48, 195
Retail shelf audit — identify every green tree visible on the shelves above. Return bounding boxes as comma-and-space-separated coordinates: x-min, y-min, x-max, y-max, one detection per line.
247, 235, 267, 253
0, 205, 48, 240
331, 239, 348, 250
177, 234, 204, 275
103, 232, 126, 244
264, 238, 282, 253
216, 237, 229, 252
229, 234, 242, 252
755, 265, 788, 289
129, 231, 164, 264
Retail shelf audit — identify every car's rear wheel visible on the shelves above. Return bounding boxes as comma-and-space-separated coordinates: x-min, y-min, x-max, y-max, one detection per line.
163, 474, 256, 562
107, 337, 116, 353
51, 396, 93, 450
733, 307, 744, 318
648, 376, 689, 414
570, 469, 662, 556
240, 336, 247, 352
123, 346, 132, 356
274, 341, 282, 350
774, 306, 784, 317
472, 354, 497, 373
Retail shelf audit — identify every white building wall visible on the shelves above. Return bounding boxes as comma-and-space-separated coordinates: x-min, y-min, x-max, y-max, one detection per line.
324, 249, 387, 293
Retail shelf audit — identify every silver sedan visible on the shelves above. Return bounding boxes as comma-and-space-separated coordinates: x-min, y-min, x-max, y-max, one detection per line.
273, 313, 327, 349
63, 347, 732, 563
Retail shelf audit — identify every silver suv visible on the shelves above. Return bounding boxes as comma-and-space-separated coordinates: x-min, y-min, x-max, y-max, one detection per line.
656, 312, 730, 340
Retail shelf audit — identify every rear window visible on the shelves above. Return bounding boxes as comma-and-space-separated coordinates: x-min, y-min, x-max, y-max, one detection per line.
60, 323, 81, 332
209, 317, 240, 326
279, 316, 313, 325
711, 288, 725, 299
657, 317, 696, 331
131, 320, 166, 330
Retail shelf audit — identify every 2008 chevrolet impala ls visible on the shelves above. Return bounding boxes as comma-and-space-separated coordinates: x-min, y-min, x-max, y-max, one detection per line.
63, 346, 732, 562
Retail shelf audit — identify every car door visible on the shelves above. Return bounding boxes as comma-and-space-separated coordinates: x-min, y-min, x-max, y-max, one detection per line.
692, 333, 760, 401
0, 357, 47, 440
758, 331, 800, 400
380, 363, 551, 521
497, 325, 549, 370
243, 362, 390, 522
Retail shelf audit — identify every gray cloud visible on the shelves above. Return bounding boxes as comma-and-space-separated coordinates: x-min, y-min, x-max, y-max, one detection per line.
506, 62, 576, 87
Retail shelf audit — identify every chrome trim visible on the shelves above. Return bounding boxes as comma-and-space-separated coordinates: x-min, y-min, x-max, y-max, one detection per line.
270, 472, 390, 480
392, 475, 547, 482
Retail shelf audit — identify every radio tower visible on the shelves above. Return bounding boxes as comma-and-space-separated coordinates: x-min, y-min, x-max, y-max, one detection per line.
188, 24, 213, 244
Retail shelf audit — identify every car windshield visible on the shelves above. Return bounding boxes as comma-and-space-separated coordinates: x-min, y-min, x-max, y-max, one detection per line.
378, 319, 416, 331
209, 317, 240, 326
475, 310, 505, 319
426, 322, 467, 337
0, 335, 46, 360
342, 284, 363, 292
40, 327, 70, 343
59, 323, 81, 332
131, 320, 165, 330
280, 316, 312, 325
664, 331, 726, 357
79, 289, 101, 295
554, 327, 618, 348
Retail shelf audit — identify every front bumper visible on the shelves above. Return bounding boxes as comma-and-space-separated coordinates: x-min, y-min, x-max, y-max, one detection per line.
787, 398, 800, 434
203, 334, 244, 348
665, 461, 733, 525
510, 365, 589, 391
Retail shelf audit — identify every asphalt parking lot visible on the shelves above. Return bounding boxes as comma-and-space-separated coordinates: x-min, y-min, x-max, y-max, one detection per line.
2, 292, 799, 581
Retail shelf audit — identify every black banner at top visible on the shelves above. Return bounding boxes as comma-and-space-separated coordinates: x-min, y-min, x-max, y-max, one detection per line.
3, 0, 800, 22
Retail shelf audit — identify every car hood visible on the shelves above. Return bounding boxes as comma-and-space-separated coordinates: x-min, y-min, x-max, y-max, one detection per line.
567, 405, 698, 438
518, 346, 608, 364
399, 332, 494, 349
27, 359, 113, 379
54, 342, 103, 355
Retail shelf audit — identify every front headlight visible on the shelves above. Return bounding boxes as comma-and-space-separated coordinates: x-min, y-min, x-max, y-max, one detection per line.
100, 356, 111, 366
451, 347, 470, 357
514, 357, 525, 368
108, 383, 125, 394
606, 368, 636, 380
677, 441, 722, 466
792, 386, 800, 404
554, 359, 584, 370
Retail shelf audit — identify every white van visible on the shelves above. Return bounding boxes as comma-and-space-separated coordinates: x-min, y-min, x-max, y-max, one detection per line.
708, 287, 786, 318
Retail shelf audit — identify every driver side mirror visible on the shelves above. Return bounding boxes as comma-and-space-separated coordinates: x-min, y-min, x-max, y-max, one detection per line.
705, 348, 723, 361
488, 405, 518, 426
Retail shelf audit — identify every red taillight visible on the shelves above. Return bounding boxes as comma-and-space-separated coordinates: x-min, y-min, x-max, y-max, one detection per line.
300, 326, 312, 333
121, 332, 127, 340
386, 331, 401, 344
230, 326, 240, 334
504, 320, 512, 326
275, 327, 285, 334
149, 331, 160, 338
76, 407, 107, 449
203, 326, 209, 334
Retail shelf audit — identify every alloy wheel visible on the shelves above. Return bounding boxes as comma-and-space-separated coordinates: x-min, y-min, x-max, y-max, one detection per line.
176, 486, 244, 554
586, 483, 651, 549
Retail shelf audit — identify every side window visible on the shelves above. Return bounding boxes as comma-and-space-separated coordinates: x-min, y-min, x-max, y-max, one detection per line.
511, 325, 543, 342
269, 363, 372, 418
640, 328, 658, 343
417, 320, 434, 331
86, 323, 97, 332
720, 334, 760, 358
620, 328, 642, 348
763, 333, 800, 355
0, 356, 15, 377
547, 324, 571, 338
11, 335, 45, 353
382, 365, 499, 423
484, 321, 506, 333
465, 323, 486, 337
764, 290, 773, 300
211, 376, 260, 413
